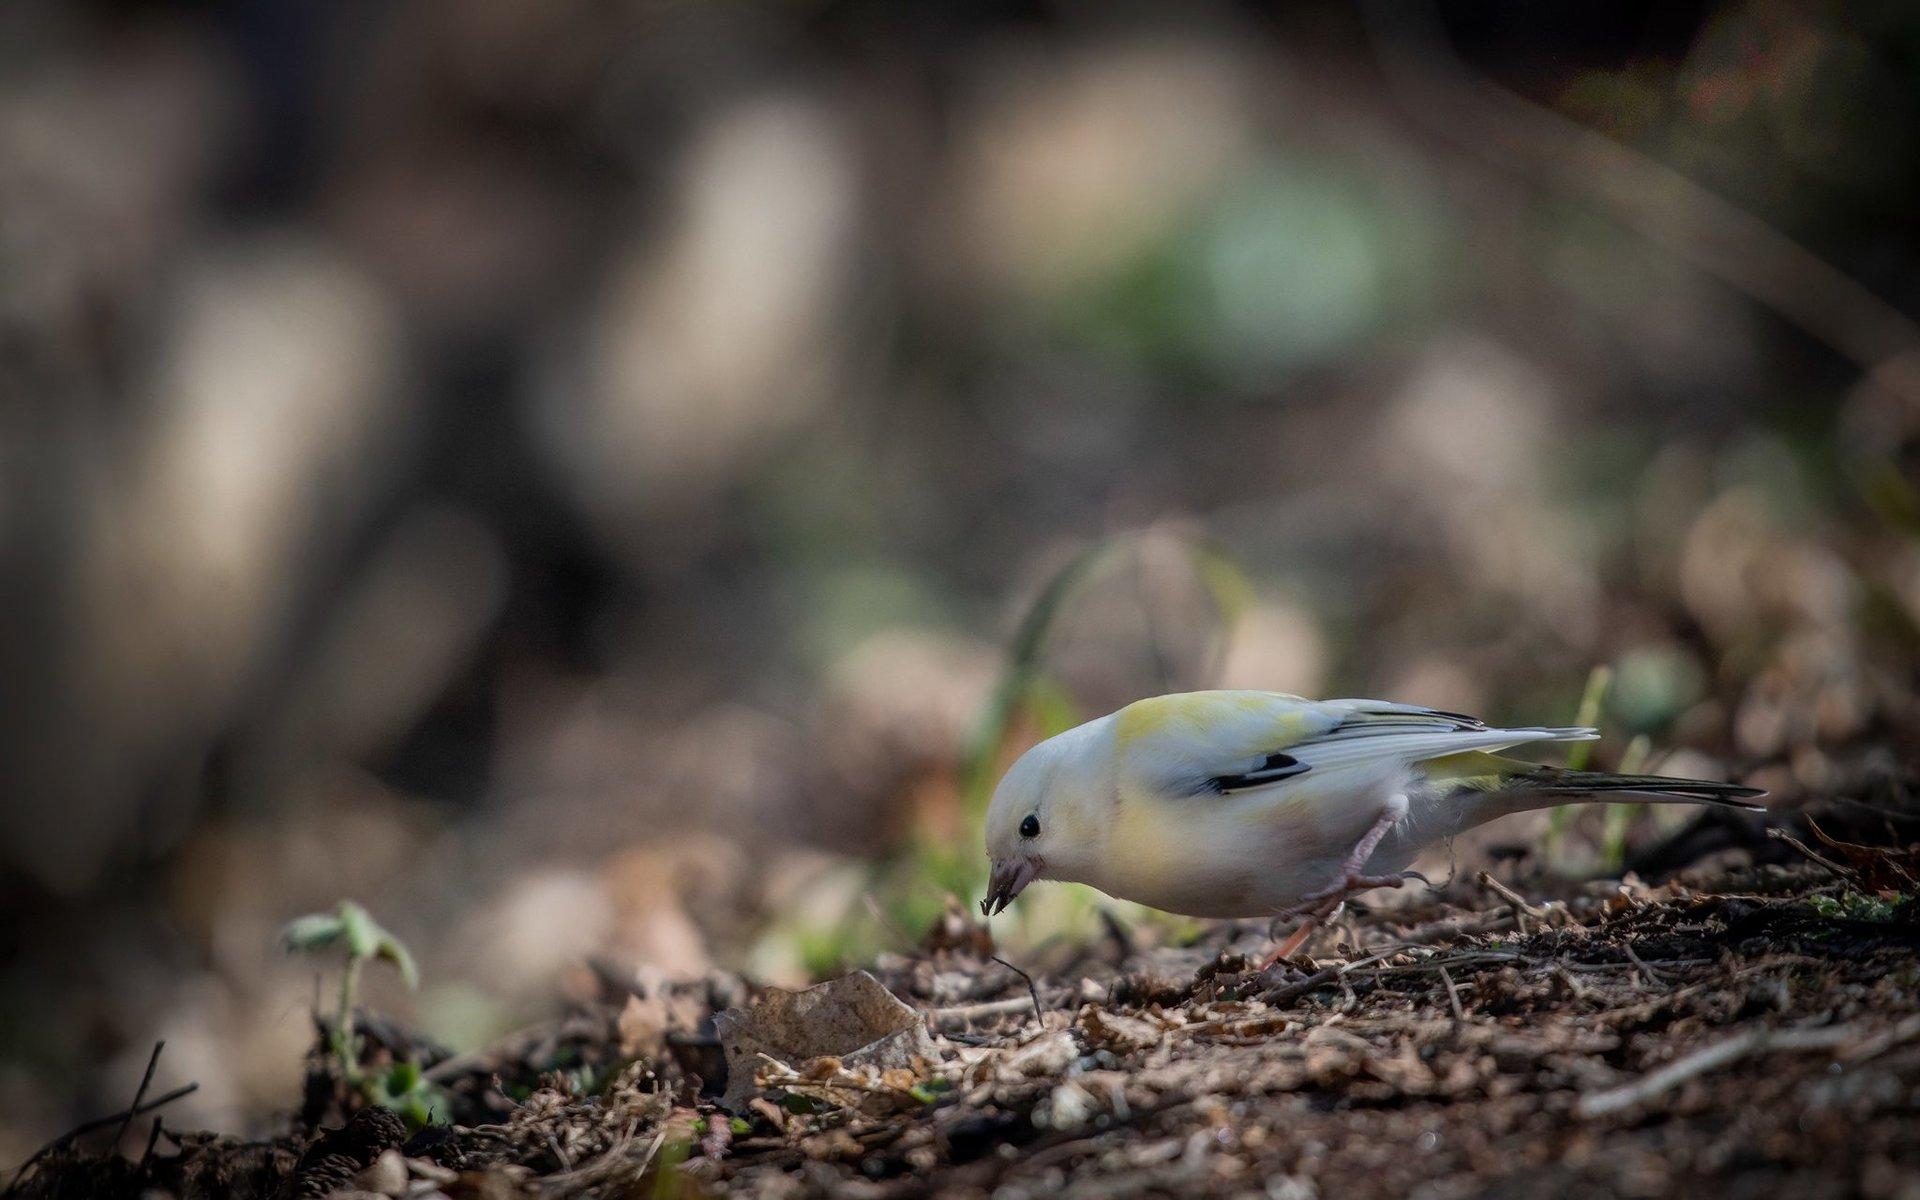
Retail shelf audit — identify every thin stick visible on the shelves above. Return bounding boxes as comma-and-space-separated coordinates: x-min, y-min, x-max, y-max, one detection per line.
1262, 948, 1402, 1006
541, 1117, 648, 1196
1578, 1024, 1863, 1118
1554, 965, 1591, 1002
1476, 871, 1545, 918
114, 1042, 165, 1149
1621, 942, 1669, 987
1396, 910, 1516, 946
925, 997, 1044, 1029
1838, 1013, 1920, 1064
4, 1083, 199, 1194
1437, 965, 1466, 1022
1766, 828, 1853, 878
991, 955, 1044, 1024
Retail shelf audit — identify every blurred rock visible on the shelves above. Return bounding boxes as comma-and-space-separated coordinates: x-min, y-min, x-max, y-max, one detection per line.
955, 35, 1254, 300
2, 237, 404, 893
244, 506, 507, 787
351, 1148, 409, 1197
1378, 335, 1600, 646
1216, 600, 1327, 696
455, 869, 616, 1005
553, 92, 861, 551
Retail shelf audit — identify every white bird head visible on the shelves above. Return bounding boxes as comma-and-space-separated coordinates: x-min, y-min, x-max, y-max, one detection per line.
980, 719, 1110, 916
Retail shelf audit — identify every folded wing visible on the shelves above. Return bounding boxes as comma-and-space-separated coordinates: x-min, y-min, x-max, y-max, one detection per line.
1114, 692, 1596, 799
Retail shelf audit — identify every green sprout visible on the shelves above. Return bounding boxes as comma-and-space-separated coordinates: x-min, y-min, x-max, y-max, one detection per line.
1808, 891, 1910, 923
1547, 664, 1611, 863
652, 1137, 692, 1200
281, 900, 445, 1127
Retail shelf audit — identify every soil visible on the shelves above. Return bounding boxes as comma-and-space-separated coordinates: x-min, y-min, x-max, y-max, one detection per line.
11, 802, 1919, 1200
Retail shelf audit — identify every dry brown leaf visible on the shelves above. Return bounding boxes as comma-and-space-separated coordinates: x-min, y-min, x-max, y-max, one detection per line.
713, 970, 936, 1110
616, 993, 670, 1061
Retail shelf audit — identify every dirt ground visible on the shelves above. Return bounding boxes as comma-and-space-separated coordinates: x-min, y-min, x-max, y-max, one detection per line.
12, 795, 1920, 1200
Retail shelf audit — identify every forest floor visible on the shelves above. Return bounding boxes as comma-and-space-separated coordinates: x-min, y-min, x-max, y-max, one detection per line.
12, 797, 1920, 1200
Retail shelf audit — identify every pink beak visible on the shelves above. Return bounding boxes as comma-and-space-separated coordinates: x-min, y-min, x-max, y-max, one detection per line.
981, 857, 1040, 917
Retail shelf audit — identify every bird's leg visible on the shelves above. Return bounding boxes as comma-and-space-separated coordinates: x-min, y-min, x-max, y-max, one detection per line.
1294, 805, 1406, 905
1259, 805, 1405, 971
1258, 900, 1344, 969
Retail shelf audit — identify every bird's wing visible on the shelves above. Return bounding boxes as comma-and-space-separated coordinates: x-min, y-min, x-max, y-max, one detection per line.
1115, 692, 1595, 798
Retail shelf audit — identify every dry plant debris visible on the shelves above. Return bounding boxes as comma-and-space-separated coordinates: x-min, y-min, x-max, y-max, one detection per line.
12, 810, 1920, 1200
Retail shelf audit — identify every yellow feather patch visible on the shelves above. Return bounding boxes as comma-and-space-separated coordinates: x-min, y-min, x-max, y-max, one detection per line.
1419, 750, 1518, 789
1114, 691, 1316, 755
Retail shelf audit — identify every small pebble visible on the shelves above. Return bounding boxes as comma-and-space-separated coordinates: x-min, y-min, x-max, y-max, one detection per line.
350, 1148, 409, 1197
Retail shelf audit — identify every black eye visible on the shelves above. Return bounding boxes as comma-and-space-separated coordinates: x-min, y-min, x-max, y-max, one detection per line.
1019, 814, 1040, 839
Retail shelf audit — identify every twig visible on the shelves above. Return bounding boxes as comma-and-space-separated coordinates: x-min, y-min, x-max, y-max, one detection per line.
1394, 910, 1516, 946
1766, 828, 1853, 878
925, 997, 1044, 1029
992, 955, 1044, 1025
139, 1119, 164, 1169
1620, 942, 1669, 987
1577, 1023, 1866, 1117
1476, 871, 1545, 919
1838, 1013, 1920, 1064
541, 1119, 655, 1197
1560, 957, 1712, 974
114, 1043, 165, 1149
1262, 948, 1402, 1006
1437, 965, 1466, 1022
5, 1083, 199, 1194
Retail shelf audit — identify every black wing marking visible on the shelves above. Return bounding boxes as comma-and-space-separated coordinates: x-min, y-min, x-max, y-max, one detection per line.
1208, 751, 1309, 794
1200, 706, 1486, 796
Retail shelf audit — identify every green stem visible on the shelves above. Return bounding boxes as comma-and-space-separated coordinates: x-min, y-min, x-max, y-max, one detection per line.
334, 954, 364, 1086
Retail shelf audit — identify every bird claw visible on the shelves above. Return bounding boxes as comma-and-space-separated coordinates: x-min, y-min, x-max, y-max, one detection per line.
1293, 870, 1408, 910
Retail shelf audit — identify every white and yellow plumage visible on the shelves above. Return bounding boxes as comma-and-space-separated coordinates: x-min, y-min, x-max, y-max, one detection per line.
980, 691, 1762, 942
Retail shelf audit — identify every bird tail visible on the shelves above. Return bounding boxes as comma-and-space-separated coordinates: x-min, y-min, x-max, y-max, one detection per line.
1513, 766, 1766, 810
1424, 752, 1766, 820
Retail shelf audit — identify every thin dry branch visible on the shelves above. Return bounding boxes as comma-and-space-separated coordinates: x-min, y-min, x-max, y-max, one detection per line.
1577, 1023, 1876, 1117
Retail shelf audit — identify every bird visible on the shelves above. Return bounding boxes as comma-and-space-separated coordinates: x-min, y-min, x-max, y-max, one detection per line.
979, 690, 1763, 963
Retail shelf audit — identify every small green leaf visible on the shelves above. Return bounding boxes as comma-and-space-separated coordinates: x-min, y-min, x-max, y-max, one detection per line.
907, 1083, 943, 1104
280, 913, 346, 953
338, 901, 381, 961
415, 1084, 450, 1127
330, 900, 420, 989
728, 1117, 752, 1136
375, 935, 420, 991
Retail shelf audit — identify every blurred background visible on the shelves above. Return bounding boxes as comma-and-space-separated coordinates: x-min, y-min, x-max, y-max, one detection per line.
5, 0, 1920, 1158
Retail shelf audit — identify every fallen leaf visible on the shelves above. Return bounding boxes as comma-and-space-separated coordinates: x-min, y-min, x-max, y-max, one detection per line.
713, 970, 936, 1110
